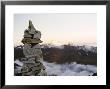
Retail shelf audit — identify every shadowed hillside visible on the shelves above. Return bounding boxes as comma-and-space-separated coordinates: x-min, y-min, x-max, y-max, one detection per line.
14, 44, 97, 65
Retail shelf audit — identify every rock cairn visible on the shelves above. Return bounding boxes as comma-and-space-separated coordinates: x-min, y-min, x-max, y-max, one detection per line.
21, 20, 47, 76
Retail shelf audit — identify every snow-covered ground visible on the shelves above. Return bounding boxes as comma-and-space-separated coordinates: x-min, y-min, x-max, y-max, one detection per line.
15, 60, 97, 76
43, 61, 96, 76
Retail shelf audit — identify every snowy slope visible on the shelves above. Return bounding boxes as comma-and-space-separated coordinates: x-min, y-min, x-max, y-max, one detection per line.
43, 61, 96, 76
15, 60, 97, 76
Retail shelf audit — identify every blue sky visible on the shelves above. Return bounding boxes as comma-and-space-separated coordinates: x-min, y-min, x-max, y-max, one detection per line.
14, 13, 97, 46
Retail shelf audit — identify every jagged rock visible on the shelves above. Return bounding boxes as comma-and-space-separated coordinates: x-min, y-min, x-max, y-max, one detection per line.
21, 20, 47, 76
22, 38, 43, 44
22, 20, 42, 44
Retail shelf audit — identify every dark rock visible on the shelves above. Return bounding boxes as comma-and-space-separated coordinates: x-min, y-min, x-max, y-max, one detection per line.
92, 73, 97, 76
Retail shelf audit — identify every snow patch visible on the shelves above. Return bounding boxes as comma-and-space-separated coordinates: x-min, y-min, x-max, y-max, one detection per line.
14, 60, 23, 66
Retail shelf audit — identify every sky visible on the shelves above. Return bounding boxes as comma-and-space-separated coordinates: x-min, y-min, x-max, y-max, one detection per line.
14, 13, 97, 46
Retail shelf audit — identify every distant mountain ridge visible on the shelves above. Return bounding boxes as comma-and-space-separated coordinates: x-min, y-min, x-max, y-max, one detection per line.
14, 44, 97, 65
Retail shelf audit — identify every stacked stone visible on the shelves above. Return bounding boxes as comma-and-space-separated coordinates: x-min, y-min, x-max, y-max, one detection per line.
21, 20, 47, 76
